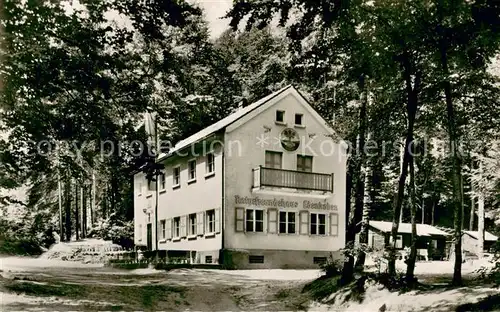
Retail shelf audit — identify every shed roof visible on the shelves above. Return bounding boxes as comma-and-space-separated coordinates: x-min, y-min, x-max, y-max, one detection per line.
369, 221, 450, 237
463, 230, 498, 242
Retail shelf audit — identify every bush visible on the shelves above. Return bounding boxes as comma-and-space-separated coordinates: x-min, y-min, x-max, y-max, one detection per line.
87, 215, 134, 249
478, 240, 500, 284
320, 254, 343, 277
0, 238, 43, 256
0, 211, 55, 255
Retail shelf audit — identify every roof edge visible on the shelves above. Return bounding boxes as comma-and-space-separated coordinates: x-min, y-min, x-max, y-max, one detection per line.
156, 85, 294, 162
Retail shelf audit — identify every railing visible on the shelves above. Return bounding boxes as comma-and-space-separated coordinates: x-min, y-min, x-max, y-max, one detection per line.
253, 166, 334, 192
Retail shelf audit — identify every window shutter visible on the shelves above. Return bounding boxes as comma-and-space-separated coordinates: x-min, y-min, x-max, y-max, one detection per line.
157, 220, 162, 240
235, 207, 245, 232
215, 208, 221, 233
197, 212, 204, 235
299, 211, 309, 235
330, 213, 339, 236
203, 211, 208, 233
267, 208, 278, 234
166, 218, 171, 240
180, 215, 187, 237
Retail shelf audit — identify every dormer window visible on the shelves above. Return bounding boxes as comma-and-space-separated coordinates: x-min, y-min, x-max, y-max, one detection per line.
276, 110, 285, 123
295, 114, 303, 126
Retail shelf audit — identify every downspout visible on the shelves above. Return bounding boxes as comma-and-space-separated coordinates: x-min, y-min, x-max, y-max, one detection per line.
154, 113, 159, 256
221, 148, 225, 265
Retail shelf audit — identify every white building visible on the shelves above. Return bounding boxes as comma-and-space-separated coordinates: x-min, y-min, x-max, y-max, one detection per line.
133, 85, 347, 268
462, 230, 498, 255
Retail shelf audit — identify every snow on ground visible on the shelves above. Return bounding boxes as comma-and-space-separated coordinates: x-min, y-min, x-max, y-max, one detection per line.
310, 283, 500, 312
0, 291, 112, 308
309, 259, 498, 312
197, 269, 323, 280
365, 257, 495, 275
403, 258, 494, 275
0, 256, 104, 272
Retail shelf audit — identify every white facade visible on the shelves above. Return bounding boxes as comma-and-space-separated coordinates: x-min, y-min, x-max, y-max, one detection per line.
134, 86, 347, 268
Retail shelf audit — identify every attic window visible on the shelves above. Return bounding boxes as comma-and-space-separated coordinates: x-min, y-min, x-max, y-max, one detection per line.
295, 114, 303, 125
276, 110, 285, 123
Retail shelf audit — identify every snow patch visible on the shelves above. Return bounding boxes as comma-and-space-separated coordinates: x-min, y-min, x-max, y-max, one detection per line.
311, 281, 500, 312
0, 291, 112, 308
206, 269, 323, 281
39, 238, 123, 264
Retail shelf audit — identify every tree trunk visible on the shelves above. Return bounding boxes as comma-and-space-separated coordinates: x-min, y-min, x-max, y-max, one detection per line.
440, 44, 463, 287
406, 153, 417, 282
388, 54, 419, 277
478, 161, 485, 258
470, 195, 475, 231
478, 193, 485, 258
340, 76, 368, 285
421, 197, 425, 224
65, 178, 72, 241
437, 0, 463, 286
470, 159, 476, 231
91, 171, 96, 227
111, 174, 117, 215
75, 181, 79, 241
340, 159, 355, 283
82, 186, 87, 238
103, 186, 108, 219
58, 175, 64, 242
461, 175, 465, 231
355, 144, 372, 270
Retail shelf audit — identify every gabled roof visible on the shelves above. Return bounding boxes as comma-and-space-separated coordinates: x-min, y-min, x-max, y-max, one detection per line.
463, 230, 498, 242
157, 85, 332, 162
369, 221, 450, 237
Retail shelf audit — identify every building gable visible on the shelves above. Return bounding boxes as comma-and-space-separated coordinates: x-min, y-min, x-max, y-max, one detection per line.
226, 87, 336, 137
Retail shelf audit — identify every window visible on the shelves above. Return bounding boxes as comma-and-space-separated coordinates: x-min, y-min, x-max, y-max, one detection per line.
310, 213, 326, 235
173, 166, 180, 187
173, 217, 180, 238
206, 209, 216, 233
313, 257, 327, 265
147, 197, 152, 210
295, 114, 303, 125
276, 110, 285, 123
205, 255, 213, 264
138, 224, 142, 241
249, 255, 264, 264
431, 239, 438, 249
279, 211, 296, 234
189, 213, 197, 236
396, 235, 403, 249
297, 155, 313, 172
160, 220, 166, 239
206, 153, 215, 174
138, 182, 143, 196
159, 172, 166, 190
265, 151, 282, 169
245, 209, 264, 232
148, 179, 155, 191
188, 160, 196, 181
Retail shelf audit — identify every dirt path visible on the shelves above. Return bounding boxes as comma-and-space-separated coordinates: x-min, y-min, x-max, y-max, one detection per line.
0, 262, 314, 311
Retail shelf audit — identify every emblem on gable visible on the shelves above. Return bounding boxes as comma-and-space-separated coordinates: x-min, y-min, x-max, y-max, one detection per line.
280, 128, 300, 151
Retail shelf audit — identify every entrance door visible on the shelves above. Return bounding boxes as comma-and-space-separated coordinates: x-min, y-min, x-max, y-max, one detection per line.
146, 223, 153, 250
